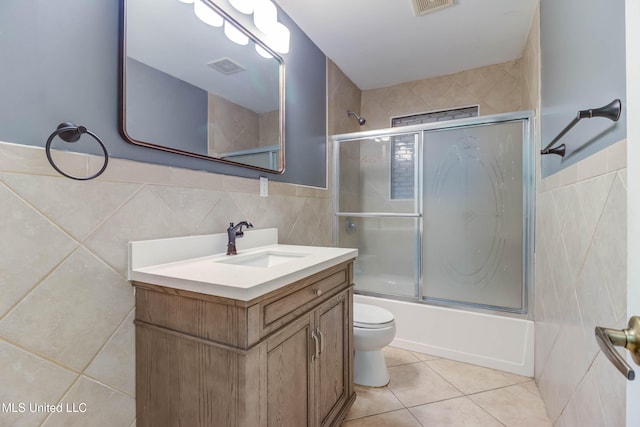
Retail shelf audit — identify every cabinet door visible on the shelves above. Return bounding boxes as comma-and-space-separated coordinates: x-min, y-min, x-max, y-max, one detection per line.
265, 313, 315, 427
316, 290, 351, 427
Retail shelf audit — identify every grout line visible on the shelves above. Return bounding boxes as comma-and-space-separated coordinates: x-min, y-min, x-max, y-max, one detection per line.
346, 348, 549, 425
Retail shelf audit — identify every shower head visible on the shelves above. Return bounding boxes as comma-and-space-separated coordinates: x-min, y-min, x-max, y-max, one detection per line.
347, 110, 366, 126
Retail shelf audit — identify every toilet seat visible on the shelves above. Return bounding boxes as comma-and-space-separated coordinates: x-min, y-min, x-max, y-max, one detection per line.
354, 303, 395, 329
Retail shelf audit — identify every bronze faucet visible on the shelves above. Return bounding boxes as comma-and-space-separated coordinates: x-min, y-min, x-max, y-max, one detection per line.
226, 221, 253, 255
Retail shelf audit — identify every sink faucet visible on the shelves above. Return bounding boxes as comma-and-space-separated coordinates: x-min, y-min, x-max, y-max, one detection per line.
226, 221, 253, 255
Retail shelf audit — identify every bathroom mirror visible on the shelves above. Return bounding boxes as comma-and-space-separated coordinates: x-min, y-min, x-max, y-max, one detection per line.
119, 0, 285, 173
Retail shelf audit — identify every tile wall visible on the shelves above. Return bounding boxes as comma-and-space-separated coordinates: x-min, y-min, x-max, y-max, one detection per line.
526, 4, 628, 425
0, 58, 360, 426
360, 59, 523, 130
207, 93, 279, 157
535, 143, 628, 427
0, 141, 332, 426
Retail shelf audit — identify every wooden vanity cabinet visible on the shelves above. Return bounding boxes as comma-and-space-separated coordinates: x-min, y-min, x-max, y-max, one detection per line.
133, 260, 355, 427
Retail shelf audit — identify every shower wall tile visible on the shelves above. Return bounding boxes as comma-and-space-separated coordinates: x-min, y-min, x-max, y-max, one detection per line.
361, 59, 524, 130
328, 59, 362, 136
328, 58, 362, 218
535, 138, 627, 426
522, 3, 540, 112
208, 93, 260, 156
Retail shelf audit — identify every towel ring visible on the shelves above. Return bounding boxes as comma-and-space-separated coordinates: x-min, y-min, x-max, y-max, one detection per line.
45, 122, 109, 180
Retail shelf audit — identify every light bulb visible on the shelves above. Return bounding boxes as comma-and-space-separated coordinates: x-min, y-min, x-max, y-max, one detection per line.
229, 0, 255, 14
224, 21, 249, 45
255, 44, 273, 58
253, 0, 277, 34
178, 0, 195, 3
266, 22, 289, 54
194, 0, 223, 27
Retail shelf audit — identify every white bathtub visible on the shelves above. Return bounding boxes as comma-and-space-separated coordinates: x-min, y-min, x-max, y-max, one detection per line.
354, 294, 534, 376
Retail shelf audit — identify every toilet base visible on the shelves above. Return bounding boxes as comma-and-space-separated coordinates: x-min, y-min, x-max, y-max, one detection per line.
354, 349, 389, 387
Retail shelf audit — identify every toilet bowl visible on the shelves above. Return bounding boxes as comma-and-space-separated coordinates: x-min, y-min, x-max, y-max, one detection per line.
353, 303, 396, 387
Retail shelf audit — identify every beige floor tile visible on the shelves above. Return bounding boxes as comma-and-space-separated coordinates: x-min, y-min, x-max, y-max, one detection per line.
469, 384, 552, 427
342, 409, 422, 427
411, 351, 440, 362
345, 385, 404, 420
426, 358, 521, 394
409, 396, 503, 427
383, 346, 421, 367
518, 379, 543, 398
387, 362, 462, 407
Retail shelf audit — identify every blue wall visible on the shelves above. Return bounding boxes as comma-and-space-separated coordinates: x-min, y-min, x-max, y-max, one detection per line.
0, 0, 327, 187
540, 0, 626, 177
126, 58, 208, 156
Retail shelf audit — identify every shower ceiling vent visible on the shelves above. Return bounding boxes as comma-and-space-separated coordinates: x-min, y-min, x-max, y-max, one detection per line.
411, 0, 454, 16
207, 57, 245, 75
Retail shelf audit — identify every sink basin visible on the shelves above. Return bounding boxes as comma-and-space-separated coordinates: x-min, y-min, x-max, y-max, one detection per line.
129, 229, 358, 300
214, 250, 308, 268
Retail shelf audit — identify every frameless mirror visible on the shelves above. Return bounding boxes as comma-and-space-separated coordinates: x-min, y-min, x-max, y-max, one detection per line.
119, 0, 285, 172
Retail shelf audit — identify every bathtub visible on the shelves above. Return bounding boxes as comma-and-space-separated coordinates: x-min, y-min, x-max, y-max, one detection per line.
354, 294, 534, 376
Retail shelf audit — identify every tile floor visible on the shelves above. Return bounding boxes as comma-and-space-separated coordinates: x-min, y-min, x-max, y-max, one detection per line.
342, 347, 551, 427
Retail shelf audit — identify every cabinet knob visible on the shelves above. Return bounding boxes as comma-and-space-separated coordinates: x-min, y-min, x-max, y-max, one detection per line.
313, 289, 322, 296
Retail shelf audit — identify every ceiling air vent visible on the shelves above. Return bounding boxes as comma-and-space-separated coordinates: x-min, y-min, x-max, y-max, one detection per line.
412, 0, 454, 16
207, 57, 245, 75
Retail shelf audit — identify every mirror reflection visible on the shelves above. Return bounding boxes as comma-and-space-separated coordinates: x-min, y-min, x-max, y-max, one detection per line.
121, 0, 284, 172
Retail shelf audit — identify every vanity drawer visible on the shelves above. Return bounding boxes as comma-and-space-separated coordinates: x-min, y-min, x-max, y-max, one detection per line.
258, 261, 352, 333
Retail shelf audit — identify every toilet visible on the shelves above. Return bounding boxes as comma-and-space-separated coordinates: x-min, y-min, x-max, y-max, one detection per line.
353, 303, 396, 387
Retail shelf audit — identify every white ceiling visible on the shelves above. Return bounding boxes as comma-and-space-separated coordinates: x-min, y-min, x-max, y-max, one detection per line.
275, 0, 538, 90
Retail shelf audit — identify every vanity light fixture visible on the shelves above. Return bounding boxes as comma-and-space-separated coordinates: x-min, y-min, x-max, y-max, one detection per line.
224, 21, 249, 45
179, 0, 288, 55
229, 0, 255, 14
194, 0, 223, 27
253, 0, 290, 54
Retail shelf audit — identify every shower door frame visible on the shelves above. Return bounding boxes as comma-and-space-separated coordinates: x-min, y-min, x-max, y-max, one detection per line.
333, 110, 535, 317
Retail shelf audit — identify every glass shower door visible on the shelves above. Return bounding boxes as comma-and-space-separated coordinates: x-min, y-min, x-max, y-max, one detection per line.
335, 132, 421, 299
422, 120, 528, 311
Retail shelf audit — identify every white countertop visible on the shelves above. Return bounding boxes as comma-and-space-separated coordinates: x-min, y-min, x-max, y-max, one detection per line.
128, 229, 357, 301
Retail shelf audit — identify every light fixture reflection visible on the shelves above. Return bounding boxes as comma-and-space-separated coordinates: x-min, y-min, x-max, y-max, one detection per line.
255, 44, 273, 58
194, 0, 223, 27
229, 0, 255, 14
266, 22, 290, 54
224, 21, 249, 45
253, 0, 277, 34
